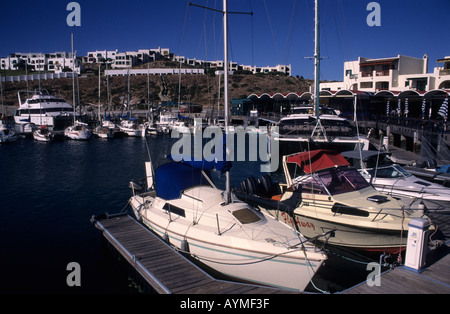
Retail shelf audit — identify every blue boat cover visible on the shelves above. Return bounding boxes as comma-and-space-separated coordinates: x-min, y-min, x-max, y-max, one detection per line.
155, 162, 210, 200
166, 154, 232, 174
436, 164, 450, 174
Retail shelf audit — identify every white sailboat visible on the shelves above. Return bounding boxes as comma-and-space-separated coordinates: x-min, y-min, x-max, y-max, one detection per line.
33, 125, 53, 142
64, 33, 92, 141
129, 0, 327, 292
93, 66, 113, 139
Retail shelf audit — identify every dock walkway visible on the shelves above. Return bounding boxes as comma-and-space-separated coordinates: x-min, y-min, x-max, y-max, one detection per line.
342, 249, 450, 294
91, 213, 295, 294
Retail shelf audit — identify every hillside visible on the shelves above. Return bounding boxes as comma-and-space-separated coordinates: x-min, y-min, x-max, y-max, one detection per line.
1, 65, 312, 113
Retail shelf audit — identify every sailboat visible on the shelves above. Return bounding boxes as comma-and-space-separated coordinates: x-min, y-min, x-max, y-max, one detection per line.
128, 0, 327, 292
64, 33, 92, 141
274, 0, 369, 154
93, 66, 113, 139
33, 125, 53, 142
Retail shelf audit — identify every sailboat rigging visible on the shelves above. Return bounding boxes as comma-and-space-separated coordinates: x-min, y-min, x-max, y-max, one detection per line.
128, 0, 327, 292
275, 0, 370, 154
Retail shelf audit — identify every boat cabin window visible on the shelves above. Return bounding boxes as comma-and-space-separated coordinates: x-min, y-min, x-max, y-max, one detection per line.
318, 167, 370, 195
163, 203, 186, 218
367, 165, 411, 179
232, 208, 261, 224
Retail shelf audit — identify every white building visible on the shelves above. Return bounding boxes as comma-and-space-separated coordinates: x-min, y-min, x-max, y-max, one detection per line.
241, 64, 291, 76
320, 54, 450, 93
0, 52, 82, 74
83, 50, 118, 64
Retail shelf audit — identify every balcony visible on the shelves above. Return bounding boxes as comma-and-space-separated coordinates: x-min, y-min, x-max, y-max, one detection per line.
375, 70, 389, 76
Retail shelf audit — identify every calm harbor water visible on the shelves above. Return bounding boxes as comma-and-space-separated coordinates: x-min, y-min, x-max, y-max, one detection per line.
0, 134, 378, 294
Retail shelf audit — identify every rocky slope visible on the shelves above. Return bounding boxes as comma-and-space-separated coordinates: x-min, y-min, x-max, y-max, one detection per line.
1, 64, 312, 112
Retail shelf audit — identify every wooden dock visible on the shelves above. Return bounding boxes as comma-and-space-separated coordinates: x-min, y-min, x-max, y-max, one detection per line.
91, 213, 296, 294
342, 247, 450, 294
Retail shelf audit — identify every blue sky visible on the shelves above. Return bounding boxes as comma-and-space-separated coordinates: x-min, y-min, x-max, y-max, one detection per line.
0, 0, 448, 81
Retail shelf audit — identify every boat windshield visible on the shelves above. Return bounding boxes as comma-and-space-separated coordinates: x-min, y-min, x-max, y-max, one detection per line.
367, 165, 411, 179
319, 167, 370, 195
299, 167, 370, 195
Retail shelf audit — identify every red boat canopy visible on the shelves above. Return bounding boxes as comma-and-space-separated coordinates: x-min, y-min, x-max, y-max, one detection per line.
285, 149, 350, 174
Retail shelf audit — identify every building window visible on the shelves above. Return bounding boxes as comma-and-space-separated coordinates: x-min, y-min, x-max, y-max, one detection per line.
360, 82, 373, 89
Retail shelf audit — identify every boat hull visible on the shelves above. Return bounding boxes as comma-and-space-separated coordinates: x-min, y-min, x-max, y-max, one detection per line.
138, 214, 324, 292
33, 131, 52, 142
265, 209, 408, 254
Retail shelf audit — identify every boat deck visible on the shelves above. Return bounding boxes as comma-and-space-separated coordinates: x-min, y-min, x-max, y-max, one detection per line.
91, 213, 297, 294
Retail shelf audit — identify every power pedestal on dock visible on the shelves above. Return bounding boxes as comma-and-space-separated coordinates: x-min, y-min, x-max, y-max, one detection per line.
404, 218, 430, 272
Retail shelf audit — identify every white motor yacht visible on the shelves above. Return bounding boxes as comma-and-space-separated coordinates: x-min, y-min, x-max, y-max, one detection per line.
342, 150, 450, 213
14, 90, 75, 130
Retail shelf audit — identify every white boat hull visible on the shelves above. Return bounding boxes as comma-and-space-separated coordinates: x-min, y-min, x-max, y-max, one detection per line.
138, 212, 323, 291
33, 130, 52, 142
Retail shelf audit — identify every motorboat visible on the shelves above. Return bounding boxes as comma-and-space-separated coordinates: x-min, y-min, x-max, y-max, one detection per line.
155, 113, 177, 134
0, 120, 18, 143
119, 119, 146, 137
235, 149, 433, 253
170, 121, 190, 134
64, 121, 92, 140
14, 90, 75, 130
342, 150, 450, 213
129, 159, 327, 292
93, 125, 114, 139
33, 125, 53, 142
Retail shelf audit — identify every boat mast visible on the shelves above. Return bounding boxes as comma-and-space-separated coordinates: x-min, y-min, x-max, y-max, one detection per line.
223, 0, 231, 203
98, 65, 101, 123
71, 32, 76, 124
310, 0, 327, 140
314, 0, 320, 118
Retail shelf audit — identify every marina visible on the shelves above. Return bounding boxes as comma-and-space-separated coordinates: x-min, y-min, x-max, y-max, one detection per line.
1, 124, 449, 295
1, 0, 449, 298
